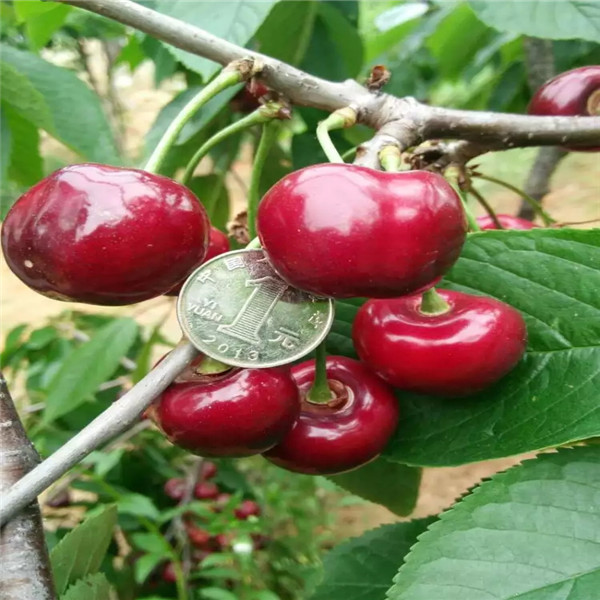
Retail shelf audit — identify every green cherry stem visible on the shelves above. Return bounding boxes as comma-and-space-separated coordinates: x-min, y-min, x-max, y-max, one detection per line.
144, 66, 247, 174
182, 102, 285, 186
379, 145, 402, 172
247, 120, 280, 239
419, 287, 451, 316
456, 187, 481, 232
467, 185, 503, 229
307, 340, 331, 404
316, 107, 357, 164
472, 172, 556, 226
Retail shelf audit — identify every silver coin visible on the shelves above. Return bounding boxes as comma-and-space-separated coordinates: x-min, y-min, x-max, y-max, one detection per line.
177, 249, 334, 368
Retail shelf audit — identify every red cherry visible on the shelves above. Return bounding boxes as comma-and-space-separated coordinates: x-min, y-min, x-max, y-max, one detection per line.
194, 481, 219, 500
234, 499, 261, 520
528, 65, 600, 151
213, 492, 232, 512
257, 164, 466, 298
162, 562, 177, 583
212, 533, 232, 550
186, 525, 211, 547
263, 356, 400, 475
164, 478, 186, 501
200, 461, 218, 480
231, 80, 269, 113
251, 533, 269, 550
477, 214, 537, 230
166, 227, 230, 296
1, 164, 209, 305
152, 356, 299, 457
353, 290, 528, 397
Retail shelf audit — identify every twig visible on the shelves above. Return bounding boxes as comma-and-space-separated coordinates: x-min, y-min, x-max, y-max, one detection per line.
0, 374, 56, 600
0, 340, 199, 526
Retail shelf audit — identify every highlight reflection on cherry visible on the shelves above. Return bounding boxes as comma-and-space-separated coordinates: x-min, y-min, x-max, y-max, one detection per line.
353, 290, 528, 397
263, 356, 400, 475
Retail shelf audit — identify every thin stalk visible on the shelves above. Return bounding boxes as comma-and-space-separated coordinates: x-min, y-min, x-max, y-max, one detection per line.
420, 288, 450, 316
247, 121, 280, 239
379, 145, 402, 172
457, 187, 481, 232
182, 102, 284, 186
316, 107, 357, 164
468, 185, 503, 229
473, 172, 556, 226
307, 341, 331, 404
144, 67, 244, 174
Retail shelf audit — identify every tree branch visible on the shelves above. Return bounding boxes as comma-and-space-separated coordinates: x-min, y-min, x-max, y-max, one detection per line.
0, 374, 56, 600
0, 340, 199, 527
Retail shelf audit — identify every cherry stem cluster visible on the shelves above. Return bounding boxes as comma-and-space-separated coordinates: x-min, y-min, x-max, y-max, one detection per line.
316, 108, 357, 164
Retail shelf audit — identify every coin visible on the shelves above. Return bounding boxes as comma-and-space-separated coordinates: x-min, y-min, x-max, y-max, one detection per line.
177, 249, 334, 368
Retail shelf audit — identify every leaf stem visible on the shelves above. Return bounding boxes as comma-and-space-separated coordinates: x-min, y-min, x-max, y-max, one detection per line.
307, 341, 331, 404
472, 172, 556, 226
467, 185, 503, 229
316, 107, 357, 164
144, 66, 246, 174
182, 102, 285, 186
247, 121, 280, 239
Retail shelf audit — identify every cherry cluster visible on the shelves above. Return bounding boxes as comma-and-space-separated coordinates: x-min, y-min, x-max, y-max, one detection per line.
157, 461, 263, 583
1, 66, 598, 476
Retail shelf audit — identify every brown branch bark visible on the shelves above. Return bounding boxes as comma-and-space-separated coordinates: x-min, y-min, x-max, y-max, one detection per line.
56, 0, 600, 149
0, 373, 56, 600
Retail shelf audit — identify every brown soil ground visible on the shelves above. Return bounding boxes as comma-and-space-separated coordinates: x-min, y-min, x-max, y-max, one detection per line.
1, 46, 599, 535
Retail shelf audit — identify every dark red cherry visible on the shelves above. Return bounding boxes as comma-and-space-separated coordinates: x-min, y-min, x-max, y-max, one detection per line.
528, 65, 600, 151
353, 290, 528, 397
152, 355, 299, 457
200, 461, 218, 480
231, 80, 269, 113
164, 478, 186, 501
165, 227, 230, 296
477, 214, 537, 230
234, 500, 261, 520
162, 562, 177, 583
186, 526, 211, 548
1, 164, 209, 305
263, 356, 400, 475
256, 164, 467, 298
194, 481, 219, 500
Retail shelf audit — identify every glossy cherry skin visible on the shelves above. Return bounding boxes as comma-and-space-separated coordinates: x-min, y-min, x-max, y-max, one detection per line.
353, 290, 528, 398
200, 461, 218, 480
164, 478, 185, 501
528, 66, 600, 151
152, 356, 299, 457
1, 163, 210, 305
165, 227, 230, 296
263, 356, 400, 475
234, 500, 261, 520
194, 481, 219, 500
477, 214, 536, 230
257, 164, 467, 298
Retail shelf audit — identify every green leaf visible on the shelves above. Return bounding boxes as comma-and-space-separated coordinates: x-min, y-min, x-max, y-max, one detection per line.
327, 229, 600, 467
0, 44, 120, 164
131, 532, 168, 554
1, 323, 28, 366
187, 174, 230, 232
329, 458, 421, 516
3, 103, 43, 186
387, 446, 600, 599
51, 505, 117, 595
0, 60, 53, 130
153, 0, 278, 80
134, 553, 164, 584
43, 318, 138, 423
311, 519, 435, 600
61, 573, 114, 600
256, 0, 318, 66
117, 493, 161, 521
200, 588, 239, 600
469, 0, 600, 42
14, 0, 71, 51
0, 108, 11, 184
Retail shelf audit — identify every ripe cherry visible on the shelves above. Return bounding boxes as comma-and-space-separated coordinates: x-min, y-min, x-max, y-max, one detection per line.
186, 526, 211, 547
231, 80, 269, 113
200, 461, 218, 480
194, 481, 219, 500
528, 65, 600, 151
264, 356, 400, 475
477, 214, 536, 230
257, 164, 467, 298
164, 478, 186, 501
152, 355, 299, 457
166, 227, 230, 296
353, 289, 527, 397
1, 164, 210, 305
234, 500, 261, 520
162, 562, 177, 583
